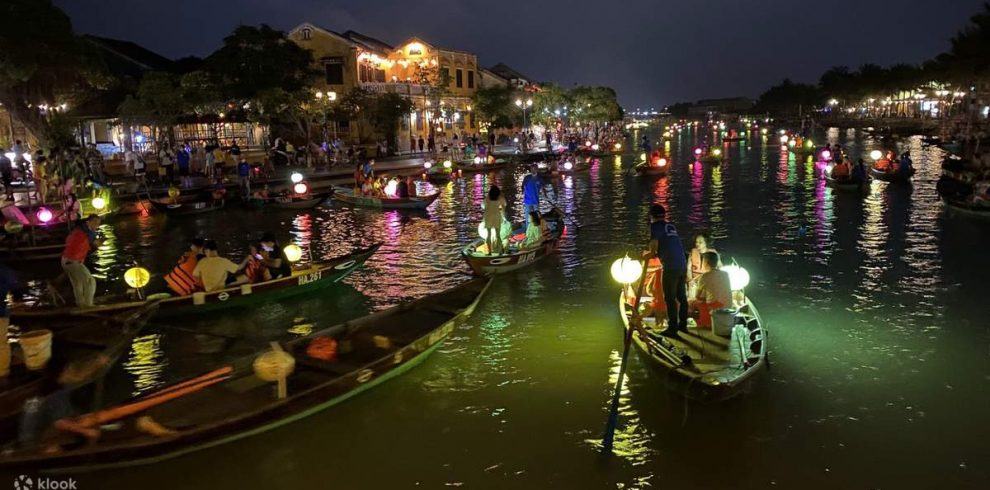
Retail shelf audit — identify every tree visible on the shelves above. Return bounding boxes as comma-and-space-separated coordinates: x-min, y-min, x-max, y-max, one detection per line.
937, 2, 990, 84
569, 86, 623, 124
118, 72, 186, 146
368, 92, 414, 154
0, 0, 110, 146
531, 84, 573, 127
472, 86, 515, 130
753, 79, 822, 115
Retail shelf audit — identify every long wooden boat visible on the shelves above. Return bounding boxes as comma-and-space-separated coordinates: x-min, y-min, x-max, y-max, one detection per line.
457, 158, 511, 173
0, 231, 67, 262
245, 193, 331, 210
824, 173, 870, 192
0, 277, 493, 472
0, 303, 160, 438
942, 198, 990, 221
870, 167, 915, 183
618, 289, 767, 402
149, 196, 225, 216
461, 209, 564, 275
635, 163, 670, 177
331, 186, 439, 210
10, 244, 380, 321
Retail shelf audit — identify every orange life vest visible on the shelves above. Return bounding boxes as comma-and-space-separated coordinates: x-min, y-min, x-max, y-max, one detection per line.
243, 257, 263, 283
164, 253, 202, 296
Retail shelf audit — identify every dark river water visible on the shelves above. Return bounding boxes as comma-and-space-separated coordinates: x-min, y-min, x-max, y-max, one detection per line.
13, 125, 990, 489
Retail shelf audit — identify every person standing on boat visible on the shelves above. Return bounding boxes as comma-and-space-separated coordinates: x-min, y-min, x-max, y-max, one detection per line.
522, 164, 544, 226
852, 159, 868, 183
237, 158, 251, 196
405, 175, 417, 198
646, 204, 688, 337
483, 185, 507, 255
899, 152, 914, 173
61, 214, 103, 307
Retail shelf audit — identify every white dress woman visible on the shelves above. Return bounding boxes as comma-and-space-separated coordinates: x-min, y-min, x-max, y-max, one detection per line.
483, 185, 507, 255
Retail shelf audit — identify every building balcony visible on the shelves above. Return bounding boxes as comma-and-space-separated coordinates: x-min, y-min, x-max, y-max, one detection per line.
361, 81, 429, 96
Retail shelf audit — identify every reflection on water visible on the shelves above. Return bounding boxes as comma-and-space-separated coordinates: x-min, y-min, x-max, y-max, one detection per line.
31, 126, 988, 490
122, 333, 167, 396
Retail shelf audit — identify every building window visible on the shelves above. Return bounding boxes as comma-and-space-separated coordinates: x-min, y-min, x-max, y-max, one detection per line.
467, 70, 474, 89
301, 28, 312, 40
324, 57, 344, 85
441, 67, 450, 85
456, 69, 463, 88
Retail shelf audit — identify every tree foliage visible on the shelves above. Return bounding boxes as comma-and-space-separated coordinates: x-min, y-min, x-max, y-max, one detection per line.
0, 0, 109, 145
472, 86, 515, 129
569, 86, 623, 123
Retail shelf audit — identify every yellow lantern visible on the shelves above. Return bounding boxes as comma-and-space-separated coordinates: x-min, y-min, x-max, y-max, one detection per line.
167, 186, 179, 198
4, 221, 24, 234
124, 267, 151, 289
283, 244, 303, 263
869, 150, 883, 160
91, 197, 107, 210
443, 160, 453, 169
610, 255, 643, 285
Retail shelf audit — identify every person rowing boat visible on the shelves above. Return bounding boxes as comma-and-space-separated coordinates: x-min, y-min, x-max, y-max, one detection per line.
61, 215, 103, 307
643, 204, 688, 338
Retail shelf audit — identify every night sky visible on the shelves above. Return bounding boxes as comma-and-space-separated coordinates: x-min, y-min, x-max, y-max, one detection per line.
54, 0, 984, 108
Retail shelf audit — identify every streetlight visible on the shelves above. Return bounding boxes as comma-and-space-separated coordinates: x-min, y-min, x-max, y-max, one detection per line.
515, 98, 533, 129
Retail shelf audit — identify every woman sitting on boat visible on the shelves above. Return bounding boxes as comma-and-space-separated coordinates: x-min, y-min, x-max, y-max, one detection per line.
239, 244, 269, 283
687, 233, 717, 284
259, 233, 293, 279
689, 251, 733, 329
482, 185, 507, 255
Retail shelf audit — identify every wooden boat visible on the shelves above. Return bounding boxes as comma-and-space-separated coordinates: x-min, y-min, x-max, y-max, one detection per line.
461, 209, 564, 275
0, 303, 160, 437
824, 172, 870, 192
0, 277, 493, 472
245, 193, 331, 210
870, 167, 915, 183
635, 163, 670, 177
0, 230, 67, 262
942, 198, 990, 221
617, 289, 767, 402
10, 244, 381, 321
457, 158, 511, 173
149, 195, 224, 216
331, 186, 439, 210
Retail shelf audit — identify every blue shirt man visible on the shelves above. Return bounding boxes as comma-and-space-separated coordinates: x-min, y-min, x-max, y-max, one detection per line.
176, 147, 190, 171
641, 136, 652, 154
522, 165, 543, 226
899, 154, 913, 173
648, 204, 688, 336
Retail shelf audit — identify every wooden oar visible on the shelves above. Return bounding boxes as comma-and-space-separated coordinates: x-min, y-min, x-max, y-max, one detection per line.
70, 366, 234, 429
601, 252, 650, 455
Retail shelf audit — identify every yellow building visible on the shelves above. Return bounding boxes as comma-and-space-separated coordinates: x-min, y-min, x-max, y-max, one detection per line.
289, 23, 480, 151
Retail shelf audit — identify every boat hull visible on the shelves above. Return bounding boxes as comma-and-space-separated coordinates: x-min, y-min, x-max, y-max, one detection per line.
331, 187, 439, 210
0, 278, 493, 472
461, 210, 564, 275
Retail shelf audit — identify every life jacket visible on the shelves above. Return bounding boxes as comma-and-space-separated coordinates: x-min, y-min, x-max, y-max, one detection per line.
165, 253, 202, 296
244, 257, 263, 283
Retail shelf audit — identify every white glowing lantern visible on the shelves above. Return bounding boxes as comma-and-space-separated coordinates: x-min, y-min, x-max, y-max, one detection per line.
761, 128, 768, 135
658, 158, 667, 167
869, 150, 883, 161
563, 161, 573, 171
614, 142, 622, 150
384, 180, 398, 197
293, 182, 308, 195
474, 156, 482, 165
713, 148, 722, 157
694, 148, 703, 156
591, 144, 600, 151
283, 244, 303, 263
290, 172, 304, 184
779, 135, 788, 144
443, 160, 452, 169
585, 141, 592, 147
721, 264, 750, 291
91, 197, 107, 210
610, 255, 643, 285
424, 161, 433, 169
513, 137, 519, 143
821, 150, 832, 160
788, 139, 796, 148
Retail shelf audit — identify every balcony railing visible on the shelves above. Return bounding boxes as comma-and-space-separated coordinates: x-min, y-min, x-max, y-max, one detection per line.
361, 81, 428, 96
